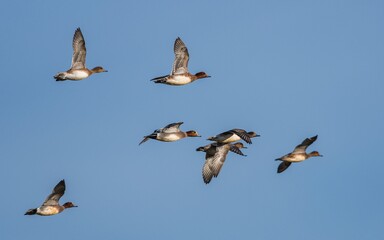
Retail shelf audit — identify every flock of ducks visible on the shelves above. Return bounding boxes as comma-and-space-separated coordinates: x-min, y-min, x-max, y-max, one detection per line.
25, 28, 323, 216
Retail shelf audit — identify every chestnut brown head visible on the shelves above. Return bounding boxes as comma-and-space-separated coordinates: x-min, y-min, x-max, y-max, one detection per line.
195, 72, 210, 79
91, 66, 108, 73
186, 130, 201, 137
63, 202, 78, 208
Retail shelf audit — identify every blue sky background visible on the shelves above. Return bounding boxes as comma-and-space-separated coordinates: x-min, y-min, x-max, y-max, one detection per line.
0, 0, 383, 239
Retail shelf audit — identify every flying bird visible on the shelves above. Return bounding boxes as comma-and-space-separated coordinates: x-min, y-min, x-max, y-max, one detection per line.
151, 37, 210, 86
139, 122, 200, 145
207, 129, 260, 144
275, 135, 323, 173
54, 28, 107, 81
25, 180, 77, 216
197, 142, 247, 184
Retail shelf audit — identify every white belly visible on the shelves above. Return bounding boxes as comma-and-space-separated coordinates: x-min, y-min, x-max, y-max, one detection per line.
286, 154, 307, 162
222, 134, 241, 143
166, 75, 192, 85
37, 206, 61, 216
159, 133, 184, 142
66, 70, 90, 80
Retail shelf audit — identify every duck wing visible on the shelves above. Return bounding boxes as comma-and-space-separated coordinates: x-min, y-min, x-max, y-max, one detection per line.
209, 144, 231, 177
202, 158, 214, 184
42, 180, 65, 206
230, 129, 252, 144
71, 28, 86, 70
171, 37, 189, 75
208, 130, 233, 142
292, 135, 318, 154
229, 144, 246, 156
277, 161, 292, 173
161, 122, 184, 133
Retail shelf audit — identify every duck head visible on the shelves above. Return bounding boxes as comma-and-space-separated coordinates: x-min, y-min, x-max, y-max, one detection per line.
63, 202, 78, 209
91, 66, 108, 73
195, 72, 211, 79
186, 130, 201, 137
309, 151, 323, 157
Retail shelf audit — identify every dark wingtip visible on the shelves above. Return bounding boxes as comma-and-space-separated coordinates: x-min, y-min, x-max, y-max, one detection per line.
75, 28, 83, 36
196, 147, 204, 152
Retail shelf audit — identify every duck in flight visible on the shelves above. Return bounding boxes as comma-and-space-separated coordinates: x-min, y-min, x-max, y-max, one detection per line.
139, 122, 200, 145
54, 28, 107, 81
197, 142, 247, 184
25, 180, 77, 216
151, 37, 210, 86
275, 135, 323, 173
207, 129, 260, 144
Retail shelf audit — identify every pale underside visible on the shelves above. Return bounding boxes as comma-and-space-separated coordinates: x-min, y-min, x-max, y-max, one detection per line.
157, 132, 185, 142
37, 206, 62, 216
165, 75, 193, 85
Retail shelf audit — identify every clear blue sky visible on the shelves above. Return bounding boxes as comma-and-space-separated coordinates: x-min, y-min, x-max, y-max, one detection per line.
0, 0, 383, 239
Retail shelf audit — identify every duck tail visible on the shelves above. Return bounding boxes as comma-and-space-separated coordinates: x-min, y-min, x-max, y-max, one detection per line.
196, 146, 205, 152
151, 75, 169, 84
24, 208, 37, 215
139, 134, 157, 145
139, 137, 150, 145
54, 73, 66, 81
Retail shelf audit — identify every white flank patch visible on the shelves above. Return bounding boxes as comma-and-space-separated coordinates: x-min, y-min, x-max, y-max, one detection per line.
68, 70, 89, 80
167, 75, 191, 85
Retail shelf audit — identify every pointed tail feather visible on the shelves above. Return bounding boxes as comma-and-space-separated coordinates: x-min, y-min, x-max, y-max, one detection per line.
54, 73, 66, 81
151, 75, 169, 84
139, 133, 157, 145
139, 137, 150, 145
24, 208, 37, 215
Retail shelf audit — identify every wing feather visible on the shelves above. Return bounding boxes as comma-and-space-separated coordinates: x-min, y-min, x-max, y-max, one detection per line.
230, 129, 252, 144
292, 135, 318, 153
42, 180, 65, 206
71, 28, 86, 70
171, 38, 189, 74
